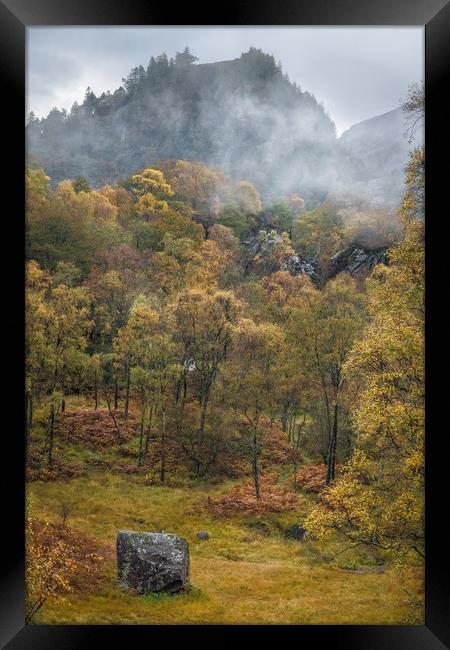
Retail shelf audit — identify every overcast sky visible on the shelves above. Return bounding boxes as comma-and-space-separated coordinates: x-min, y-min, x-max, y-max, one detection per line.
26, 26, 423, 136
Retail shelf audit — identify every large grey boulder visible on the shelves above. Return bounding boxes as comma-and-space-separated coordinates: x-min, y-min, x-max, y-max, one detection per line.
117, 531, 190, 594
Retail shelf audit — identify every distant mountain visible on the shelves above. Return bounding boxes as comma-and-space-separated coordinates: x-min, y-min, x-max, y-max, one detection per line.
335, 107, 423, 208
26, 48, 419, 209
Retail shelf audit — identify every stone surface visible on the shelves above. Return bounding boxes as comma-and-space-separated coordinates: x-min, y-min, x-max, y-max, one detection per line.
280, 254, 319, 282
328, 246, 388, 279
281, 245, 389, 284
196, 531, 209, 540
286, 523, 306, 540
117, 531, 189, 594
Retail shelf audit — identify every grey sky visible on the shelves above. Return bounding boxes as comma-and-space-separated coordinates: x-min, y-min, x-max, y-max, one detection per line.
26, 26, 423, 136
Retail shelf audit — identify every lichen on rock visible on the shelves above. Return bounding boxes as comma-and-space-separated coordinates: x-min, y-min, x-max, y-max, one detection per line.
117, 531, 190, 595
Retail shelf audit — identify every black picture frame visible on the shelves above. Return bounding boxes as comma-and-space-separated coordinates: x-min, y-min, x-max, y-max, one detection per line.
1, 0, 448, 647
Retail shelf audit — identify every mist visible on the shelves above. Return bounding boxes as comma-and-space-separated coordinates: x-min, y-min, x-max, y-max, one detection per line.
26, 47, 423, 215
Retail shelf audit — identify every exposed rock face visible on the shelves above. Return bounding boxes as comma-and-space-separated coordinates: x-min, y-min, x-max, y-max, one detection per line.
242, 232, 285, 257
282, 245, 388, 283
327, 246, 388, 278
280, 254, 319, 282
117, 531, 190, 594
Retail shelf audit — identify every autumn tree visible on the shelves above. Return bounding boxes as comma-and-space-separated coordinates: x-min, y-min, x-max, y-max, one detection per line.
156, 160, 226, 211
45, 283, 92, 466
71, 176, 91, 194
25, 261, 51, 448
155, 160, 227, 236
306, 218, 424, 561
306, 91, 425, 562
217, 203, 247, 240
27, 175, 126, 275
401, 81, 424, 142
130, 207, 203, 254
242, 230, 295, 277
287, 193, 305, 216
232, 181, 262, 221
291, 201, 345, 276
288, 274, 365, 483
170, 289, 242, 475
263, 201, 295, 236
224, 319, 285, 498
26, 516, 77, 624
114, 297, 180, 472
186, 239, 233, 291
25, 261, 93, 468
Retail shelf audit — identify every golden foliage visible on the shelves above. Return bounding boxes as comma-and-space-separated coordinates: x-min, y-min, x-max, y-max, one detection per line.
306, 148, 424, 563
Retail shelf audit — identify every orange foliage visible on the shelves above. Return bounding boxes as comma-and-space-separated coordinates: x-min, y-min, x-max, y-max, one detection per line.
26, 517, 105, 622
207, 473, 298, 516
295, 463, 342, 493
57, 408, 137, 448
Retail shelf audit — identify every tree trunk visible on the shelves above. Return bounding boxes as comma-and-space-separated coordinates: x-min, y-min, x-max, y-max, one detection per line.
94, 371, 98, 410
104, 387, 122, 442
193, 458, 202, 478
160, 410, 166, 483
174, 378, 182, 403
28, 392, 33, 430
315, 344, 333, 452
124, 363, 130, 421
25, 392, 30, 466
47, 404, 55, 471
138, 400, 146, 467
25, 391, 29, 429
61, 397, 65, 413
252, 425, 260, 500
326, 403, 338, 485
142, 405, 154, 465
293, 460, 298, 490
280, 403, 289, 433
294, 414, 306, 451
114, 379, 119, 410
198, 386, 209, 444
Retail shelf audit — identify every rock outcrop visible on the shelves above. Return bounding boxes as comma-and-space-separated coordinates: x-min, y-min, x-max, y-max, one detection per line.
117, 531, 189, 594
280, 254, 319, 282
282, 245, 388, 283
327, 246, 388, 278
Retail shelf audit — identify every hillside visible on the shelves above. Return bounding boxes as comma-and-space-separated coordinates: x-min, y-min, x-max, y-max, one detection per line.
336, 107, 423, 207
27, 48, 334, 205
26, 47, 416, 209
24, 73, 425, 625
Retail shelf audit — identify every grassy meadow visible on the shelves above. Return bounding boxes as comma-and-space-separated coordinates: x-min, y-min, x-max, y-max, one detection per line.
27, 398, 423, 625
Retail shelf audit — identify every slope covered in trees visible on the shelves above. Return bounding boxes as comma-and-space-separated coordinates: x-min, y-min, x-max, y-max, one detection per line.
25, 82, 424, 624
26, 47, 416, 208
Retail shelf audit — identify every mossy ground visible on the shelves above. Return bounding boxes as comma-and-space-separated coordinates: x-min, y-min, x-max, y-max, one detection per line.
27, 468, 423, 625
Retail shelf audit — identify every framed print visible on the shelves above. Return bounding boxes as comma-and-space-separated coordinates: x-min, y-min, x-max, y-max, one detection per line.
1, 0, 449, 646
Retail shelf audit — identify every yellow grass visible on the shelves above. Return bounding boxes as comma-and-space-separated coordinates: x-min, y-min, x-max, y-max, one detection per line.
27, 470, 423, 625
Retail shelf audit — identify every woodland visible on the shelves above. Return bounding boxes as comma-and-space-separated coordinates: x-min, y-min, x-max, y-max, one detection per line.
25, 51, 424, 625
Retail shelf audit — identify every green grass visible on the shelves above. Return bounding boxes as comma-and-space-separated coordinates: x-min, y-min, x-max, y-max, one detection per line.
27, 469, 423, 625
